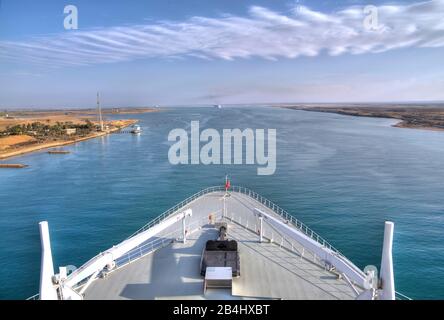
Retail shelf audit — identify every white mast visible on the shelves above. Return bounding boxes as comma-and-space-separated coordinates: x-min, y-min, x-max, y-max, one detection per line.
97, 92, 104, 131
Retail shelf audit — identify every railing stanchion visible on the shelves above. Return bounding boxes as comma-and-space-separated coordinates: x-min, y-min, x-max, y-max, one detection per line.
126, 185, 343, 268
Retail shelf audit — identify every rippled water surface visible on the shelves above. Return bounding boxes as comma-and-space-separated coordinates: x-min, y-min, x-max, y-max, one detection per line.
1, 107, 443, 299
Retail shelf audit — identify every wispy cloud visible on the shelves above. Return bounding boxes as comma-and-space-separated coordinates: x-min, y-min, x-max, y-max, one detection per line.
1, 0, 443, 67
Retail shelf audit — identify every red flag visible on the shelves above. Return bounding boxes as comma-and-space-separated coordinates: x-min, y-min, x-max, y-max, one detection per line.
225, 177, 231, 190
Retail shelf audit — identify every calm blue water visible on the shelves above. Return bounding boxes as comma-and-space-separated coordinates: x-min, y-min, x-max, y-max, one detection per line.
1, 107, 443, 299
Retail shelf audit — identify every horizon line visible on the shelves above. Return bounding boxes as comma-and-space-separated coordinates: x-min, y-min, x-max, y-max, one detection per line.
2, 100, 444, 110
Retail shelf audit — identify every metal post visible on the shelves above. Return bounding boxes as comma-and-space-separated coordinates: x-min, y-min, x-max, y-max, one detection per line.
380, 221, 395, 300
97, 92, 104, 131
223, 194, 226, 218
259, 217, 263, 243
182, 217, 187, 244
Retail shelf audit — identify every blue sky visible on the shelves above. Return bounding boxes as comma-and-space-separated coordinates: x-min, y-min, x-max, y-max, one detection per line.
0, 0, 443, 108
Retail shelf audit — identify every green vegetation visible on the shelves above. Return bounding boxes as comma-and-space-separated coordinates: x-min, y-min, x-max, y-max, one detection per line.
0, 120, 98, 139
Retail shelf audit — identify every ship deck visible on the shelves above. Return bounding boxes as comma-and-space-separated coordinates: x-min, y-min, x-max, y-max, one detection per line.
83, 191, 360, 300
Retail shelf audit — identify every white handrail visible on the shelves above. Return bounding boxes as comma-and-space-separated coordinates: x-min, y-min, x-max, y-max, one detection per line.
129, 185, 344, 258
26, 293, 40, 300
395, 291, 412, 300
254, 207, 368, 288
63, 209, 192, 291
115, 214, 221, 271
28, 184, 412, 300
69, 214, 222, 295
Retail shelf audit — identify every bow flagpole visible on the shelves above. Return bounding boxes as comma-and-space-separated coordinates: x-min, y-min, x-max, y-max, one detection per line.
223, 175, 231, 217
225, 175, 231, 194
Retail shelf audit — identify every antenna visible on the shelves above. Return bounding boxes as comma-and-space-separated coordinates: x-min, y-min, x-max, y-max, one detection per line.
96, 92, 104, 131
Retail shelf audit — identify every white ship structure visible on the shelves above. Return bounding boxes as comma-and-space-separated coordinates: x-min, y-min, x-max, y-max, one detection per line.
130, 125, 142, 134
30, 184, 411, 300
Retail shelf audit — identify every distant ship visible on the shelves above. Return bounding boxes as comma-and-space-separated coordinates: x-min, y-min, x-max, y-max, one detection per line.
130, 125, 142, 134
214, 104, 222, 109
30, 180, 411, 300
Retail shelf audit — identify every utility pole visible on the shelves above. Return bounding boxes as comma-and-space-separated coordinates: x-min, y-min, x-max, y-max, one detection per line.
97, 92, 104, 131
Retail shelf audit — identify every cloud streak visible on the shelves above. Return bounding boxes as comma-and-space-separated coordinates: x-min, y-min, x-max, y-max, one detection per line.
1, 0, 444, 67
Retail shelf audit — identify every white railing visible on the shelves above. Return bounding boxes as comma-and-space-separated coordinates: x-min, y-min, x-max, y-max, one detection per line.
129, 185, 344, 258
27, 184, 412, 300
127, 186, 224, 238
233, 186, 343, 253
27, 215, 219, 301
123, 185, 392, 293
395, 291, 412, 300
115, 214, 220, 271
26, 293, 40, 300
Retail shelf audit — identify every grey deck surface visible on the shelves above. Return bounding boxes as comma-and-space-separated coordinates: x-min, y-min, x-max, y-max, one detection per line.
84, 192, 359, 300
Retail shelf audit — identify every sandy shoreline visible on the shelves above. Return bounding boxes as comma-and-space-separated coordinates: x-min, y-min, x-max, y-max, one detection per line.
0, 119, 137, 161
281, 105, 444, 132
392, 121, 444, 132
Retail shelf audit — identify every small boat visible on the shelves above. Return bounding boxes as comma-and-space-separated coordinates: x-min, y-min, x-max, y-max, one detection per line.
214, 104, 222, 109
0, 163, 28, 168
130, 125, 142, 134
